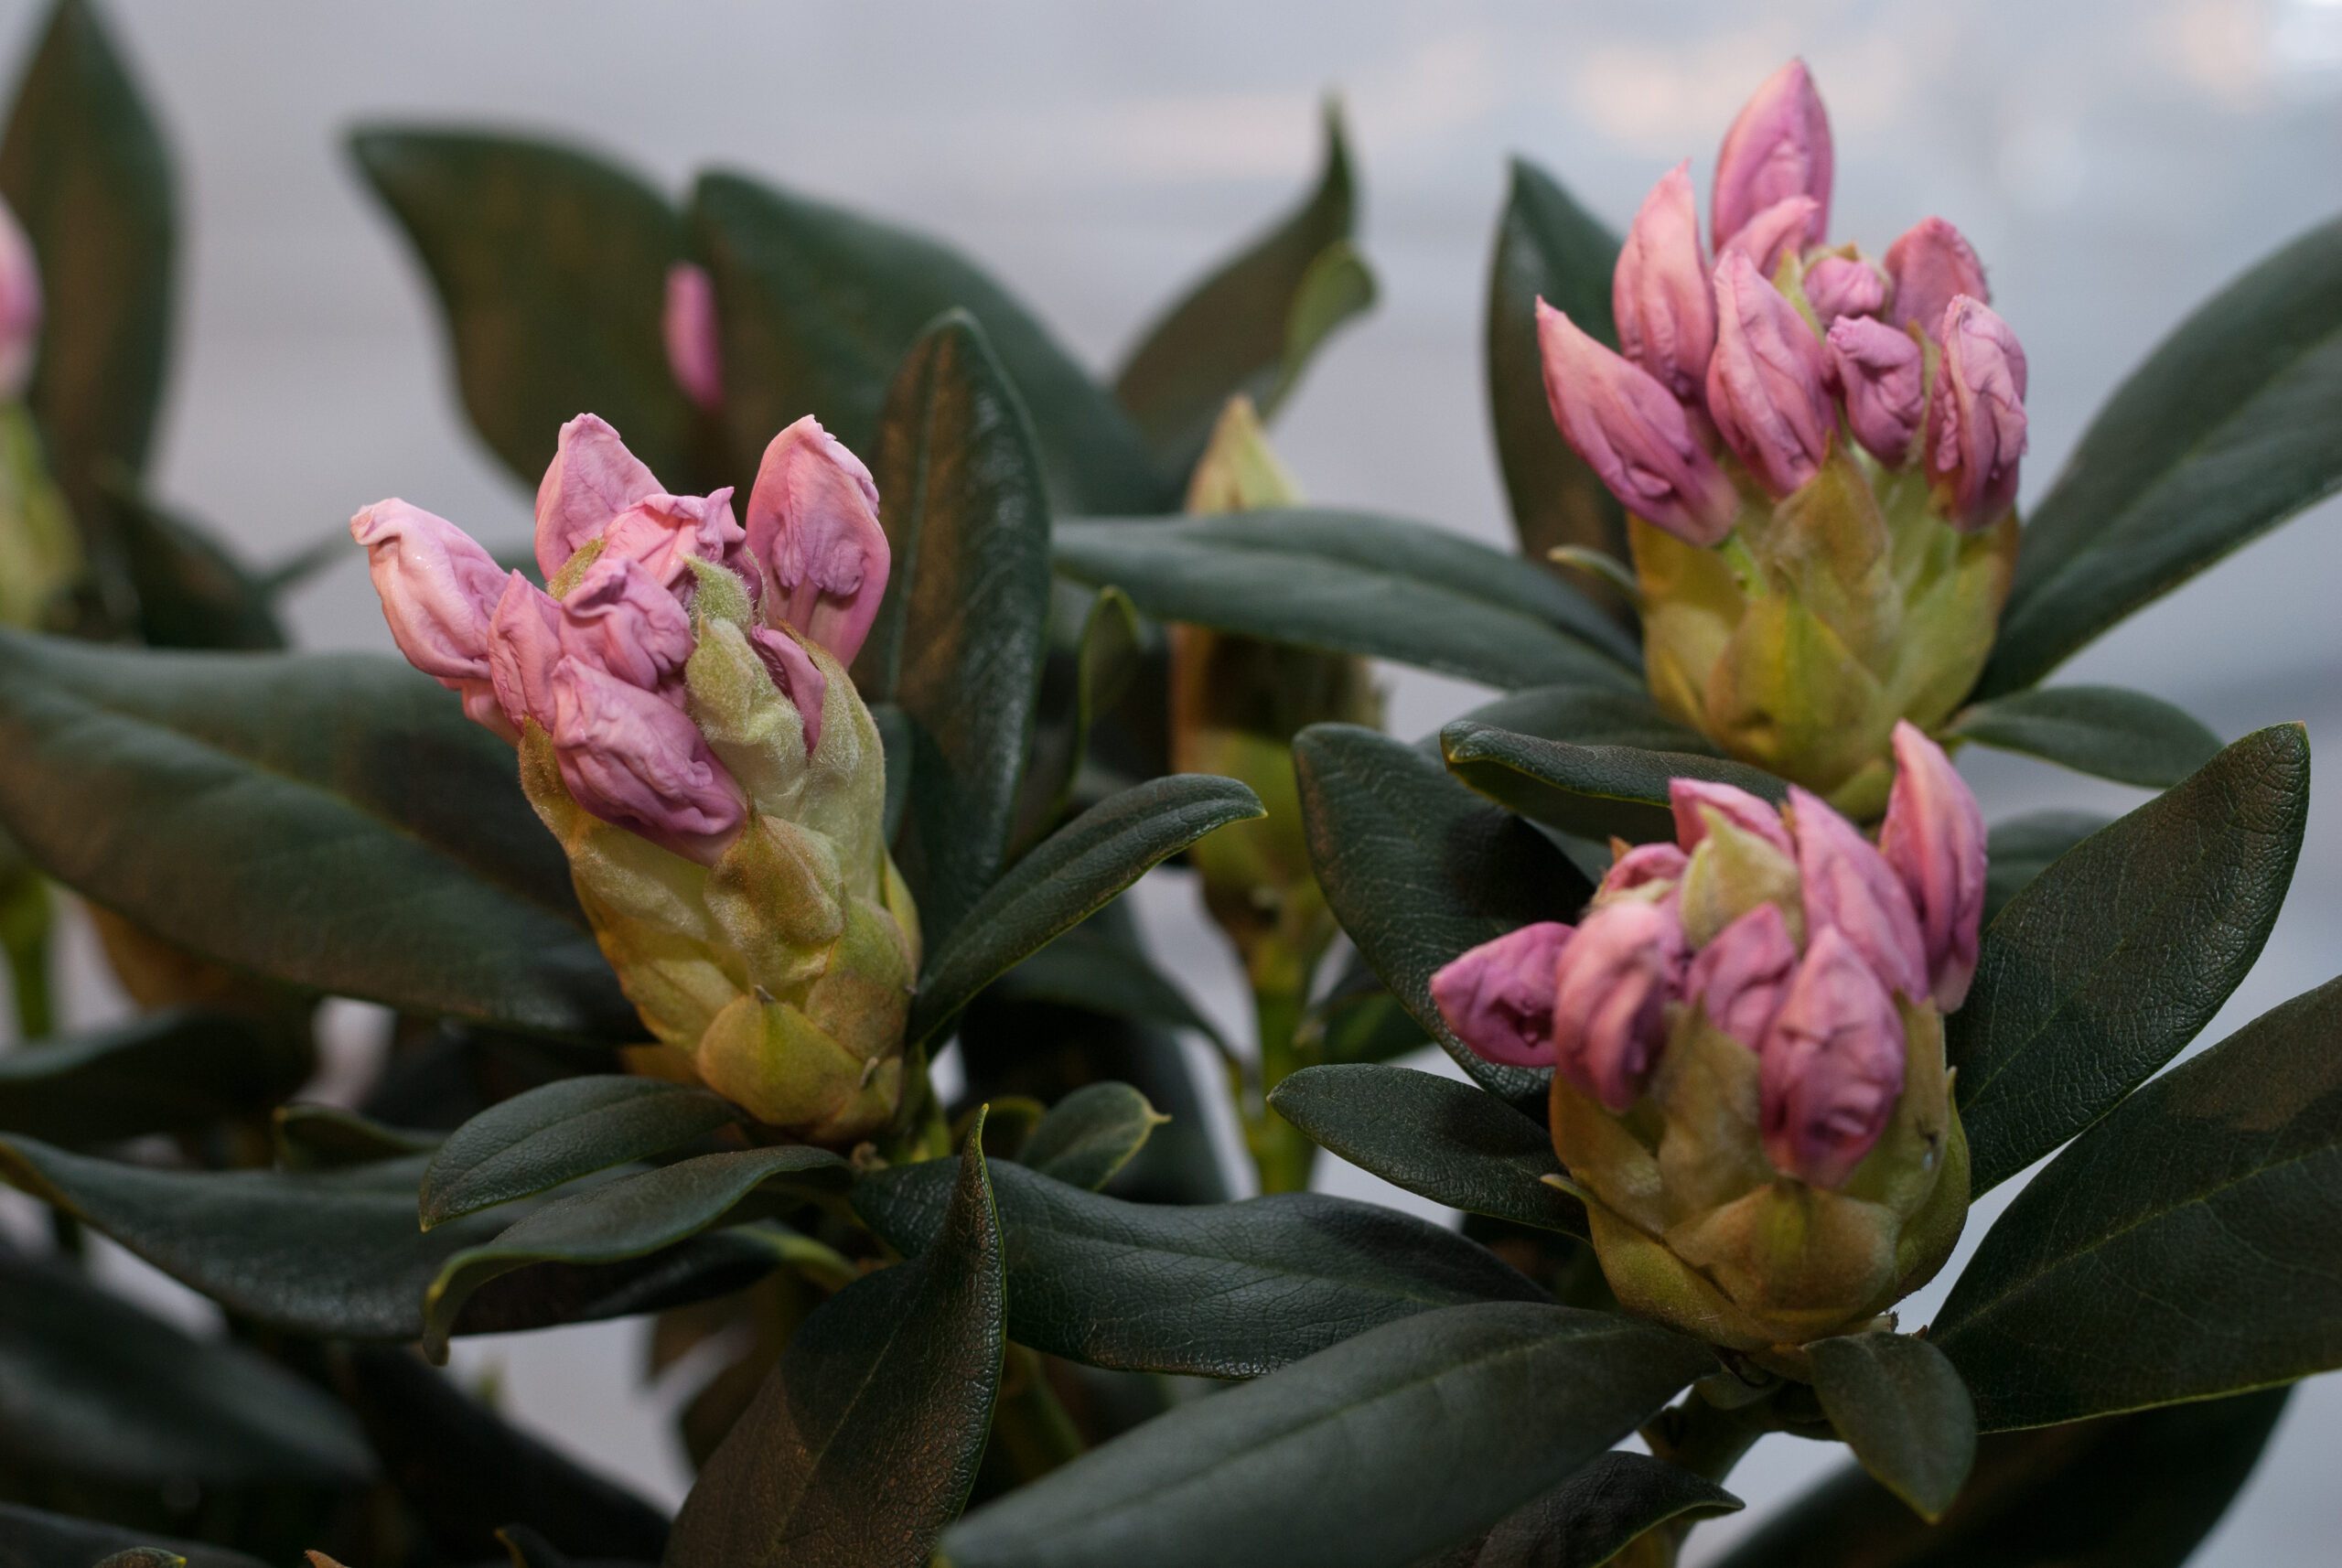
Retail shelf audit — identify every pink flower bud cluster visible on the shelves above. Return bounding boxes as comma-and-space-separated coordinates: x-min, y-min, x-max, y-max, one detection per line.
352, 413, 888, 864
1431, 723, 1984, 1188
1536, 60, 2028, 540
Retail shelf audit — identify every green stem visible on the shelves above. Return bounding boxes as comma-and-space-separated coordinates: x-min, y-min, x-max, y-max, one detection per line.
1241, 960, 1316, 1195
988, 1345, 1086, 1483
0, 867, 53, 1043
1625, 1391, 1771, 1565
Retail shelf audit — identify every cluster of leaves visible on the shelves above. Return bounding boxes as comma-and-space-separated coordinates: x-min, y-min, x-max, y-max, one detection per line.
0, 3, 2338, 1566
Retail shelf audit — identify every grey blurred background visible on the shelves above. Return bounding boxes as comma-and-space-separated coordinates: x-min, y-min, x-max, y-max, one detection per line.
1, 0, 2337, 1560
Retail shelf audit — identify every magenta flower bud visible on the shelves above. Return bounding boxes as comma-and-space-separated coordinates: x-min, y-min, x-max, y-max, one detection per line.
558, 554, 696, 697
1802, 254, 1886, 328
0, 197, 41, 400
1877, 722, 1987, 1011
489, 572, 563, 733
662, 263, 724, 414
1597, 841, 1689, 905
1430, 921, 1573, 1069
1717, 195, 1820, 282
598, 488, 747, 590
1669, 779, 1793, 856
1536, 301, 1740, 547
1789, 786, 1929, 1004
1884, 217, 1988, 338
1927, 296, 2029, 531
744, 416, 891, 663
1706, 252, 1834, 498
749, 625, 830, 757
1552, 899, 1686, 1112
534, 413, 661, 580
1712, 59, 1832, 251
351, 501, 510, 732
1760, 925, 1907, 1187
549, 657, 744, 863
1686, 900, 1799, 1049
1826, 316, 1927, 467
1612, 162, 1715, 405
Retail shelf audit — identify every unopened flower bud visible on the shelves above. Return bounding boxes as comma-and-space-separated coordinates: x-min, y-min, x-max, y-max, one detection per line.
1553, 899, 1685, 1112
1677, 807, 1801, 949
663, 263, 725, 414
1430, 921, 1572, 1069
548, 658, 744, 863
488, 572, 562, 732
351, 500, 512, 736
745, 415, 890, 663
1669, 779, 1792, 856
0, 197, 40, 401
1789, 787, 1928, 1004
598, 489, 746, 592
1712, 59, 1832, 250
1927, 296, 2029, 531
1685, 900, 1798, 1048
534, 413, 661, 581
1595, 841, 1688, 906
1884, 217, 1988, 338
1706, 252, 1834, 498
560, 554, 696, 695
1827, 316, 1927, 467
1718, 195, 1820, 282
1760, 926, 1906, 1187
1537, 301, 1740, 546
1802, 253, 1886, 328
1877, 722, 1986, 1010
1612, 162, 1715, 404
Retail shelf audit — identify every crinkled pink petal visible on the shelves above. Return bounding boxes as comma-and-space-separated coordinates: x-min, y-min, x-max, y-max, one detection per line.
488, 571, 563, 733
1430, 921, 1574, 1069
1718, 195, 1820, 282
1686, 900, 1799, 1049
1885, 217, 1988, 338
1878, 722, 1987, 1011
549, 657, 744, 863
1612, 162, 1715, 406
559, 554, 697, 698
1706, 252, 1835, 499
1669, 778, 1793, 855
1827, 315, 1927, 467
1802, 253, 1887, 328
1596, 841, 1689, 904
1537, 301, 1740, 547
1760, 926, 1906, 1187
748, 625, 829, 757
350, 499, 505, 687
597, 488, 745, 589
534, 413, 662, 581
745, 415, 890, 663
1926, 295, 2029, 531
1712, 59, 1833, 250
1789, 786, 1930, 1004
1552, 900, 1687, 1112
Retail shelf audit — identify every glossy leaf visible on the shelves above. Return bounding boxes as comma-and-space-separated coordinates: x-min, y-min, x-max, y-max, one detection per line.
1425, 1453, 1741, 1568
1951, 725, 2309, 1194
1295, 724, 1589, 1103
108, 485, 286, 650
1015, 585, 1144, 848
1949, 685, 2220, 789
0, 634, 636, 1040
860, 314, 1056, 946
1713, 1389, 2289, 1568
0, 1504, 265, 1568
1020, 1080, 1166, 1191
0, 0, 176, 607
1982, 213, 2342, 694
0, 1010, 308, 1144
1982, 810, 2111, 926
1055, 510, 1637, 692
422, 1146, 843, 1359
986, 924, 1230, 1056
0, 1137, 774, 1341
1269, 1064, 1586, 1237
350, 128, 695, 488
940, 1302, 1712, 1568
693, 170, 1164, 513
1441, 722, 1785, 846
1808, 1331, 1977, 1521
664, 1125, 1005, 1568
1113, 102, 1367, 472
857, 1155, 1542, 1379
420, 1075, 742, 1228
1484, 158, 1628, 590
909, 772, 1262, 1046
0, 1247, 374, 1487
274, 1105, 439, 1171
1456, 683, 1714, 756
1937, 974, 2342, 1430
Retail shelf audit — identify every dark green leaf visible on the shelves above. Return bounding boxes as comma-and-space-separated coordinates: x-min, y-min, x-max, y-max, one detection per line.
1311, 979, 1428, 1067
1426, 1453, 1741, 1568
1937, 974, 2342, 1429
860, 314, 1057, 947
1055, 510, 1638, 692
273, 1104, 439, 1171
872, 699, 914, 845
106, 483, 285, 650
1982, 810, 2111, 926
1982, 213, 2342, 694
1020, 1081, 1166, 1191
421, 1076, 742, 1228
1484, 158, 1627, 595
0, 635, 635, 1041
1441, 722, 1786, 846
1713, 1389, 2289, 1568
0, 1137, 774, 1340
0, 1010, 308, 1144
1295, 724, 1589, 1103
422, 1145, 843, 1359
1808, 1331, 1977, 1520
1269, 1064, 1585, 1237
665, 1124, 1005, 1568
349, 128, 695, 489
0, 1247, 373, 1487
940, 1302, 1711, 1568
1456, 683, 1714, 756
0, 0, 176, 610
0, 1503, 265, 1568
1951, 724, 2309, 1194
910, 773, 1262, 1046
693, 170, 1164, 514
1113, 102, 1367, 472
857, 1155, 1541, 1379
987, 925, 1230, 1056
1015, 584, 1143, 850
1949, 685, 2221, 789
